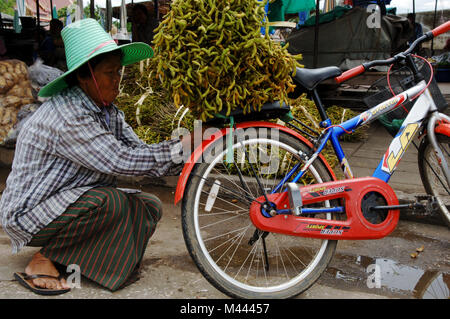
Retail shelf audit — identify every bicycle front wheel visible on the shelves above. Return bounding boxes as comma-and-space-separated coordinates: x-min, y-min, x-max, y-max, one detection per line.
418, 133, 450, 227
181, 128, 338, 299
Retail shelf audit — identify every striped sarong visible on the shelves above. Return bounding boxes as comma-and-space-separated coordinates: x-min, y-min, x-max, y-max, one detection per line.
28, 187, 162, 291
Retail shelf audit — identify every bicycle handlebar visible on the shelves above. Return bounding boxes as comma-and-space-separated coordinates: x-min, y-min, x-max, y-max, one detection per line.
432, 20, 450, 37
335, 65, 365, 83
335, 20, 450, 84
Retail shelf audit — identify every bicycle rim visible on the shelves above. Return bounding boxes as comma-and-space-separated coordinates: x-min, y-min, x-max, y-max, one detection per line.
183, 130, 337, 298
420, 133, 450, 226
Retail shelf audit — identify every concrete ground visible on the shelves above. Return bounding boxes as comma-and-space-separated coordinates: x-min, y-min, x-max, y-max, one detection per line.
0, 182, 448, 300
0, 83, 449, 300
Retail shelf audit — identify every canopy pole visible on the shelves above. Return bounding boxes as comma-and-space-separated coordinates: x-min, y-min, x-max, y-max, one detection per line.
106, 0, 112, 32
76, 0, 83, 21
90, 0, 95, 18
313, 0, 320, 68
36, 0, 40, 30
119, 0, 128, 37
432, 0, 438, 56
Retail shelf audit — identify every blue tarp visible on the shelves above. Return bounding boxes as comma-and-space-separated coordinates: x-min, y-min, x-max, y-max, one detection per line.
353, 0, 392, 7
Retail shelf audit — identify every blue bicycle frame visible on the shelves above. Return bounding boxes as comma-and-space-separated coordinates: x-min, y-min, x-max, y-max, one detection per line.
270, 79, 433, 216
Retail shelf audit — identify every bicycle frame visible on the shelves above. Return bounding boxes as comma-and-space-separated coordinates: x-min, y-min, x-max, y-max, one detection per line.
273, 79, 450, 215
249, 79, 450, 239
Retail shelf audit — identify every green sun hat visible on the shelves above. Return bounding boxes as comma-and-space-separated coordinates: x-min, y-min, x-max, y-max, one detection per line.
38, 18, 154, 97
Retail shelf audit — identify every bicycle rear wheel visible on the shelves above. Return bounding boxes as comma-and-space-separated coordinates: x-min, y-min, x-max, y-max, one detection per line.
181, 128, 338, 298
418, 133, 450, 227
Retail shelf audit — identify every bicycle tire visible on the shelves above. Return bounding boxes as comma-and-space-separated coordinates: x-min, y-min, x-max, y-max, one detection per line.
418, 133, 450, 227
181, 128, 338, 299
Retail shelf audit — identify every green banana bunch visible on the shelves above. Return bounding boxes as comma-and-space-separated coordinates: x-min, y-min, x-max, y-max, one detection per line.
152, 0, 302, 122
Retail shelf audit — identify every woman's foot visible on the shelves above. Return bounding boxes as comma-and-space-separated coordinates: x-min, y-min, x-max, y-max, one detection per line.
24, 252, 70, 291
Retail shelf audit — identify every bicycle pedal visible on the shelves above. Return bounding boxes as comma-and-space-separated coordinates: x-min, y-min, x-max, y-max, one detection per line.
414, 194, 434, 202
414, 195, 439, 215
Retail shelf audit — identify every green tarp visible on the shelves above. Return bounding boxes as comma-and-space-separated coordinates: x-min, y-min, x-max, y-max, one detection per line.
268, 0, 316, 22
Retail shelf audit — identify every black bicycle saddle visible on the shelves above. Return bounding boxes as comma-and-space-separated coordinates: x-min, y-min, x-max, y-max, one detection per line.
293, 66, 342, 90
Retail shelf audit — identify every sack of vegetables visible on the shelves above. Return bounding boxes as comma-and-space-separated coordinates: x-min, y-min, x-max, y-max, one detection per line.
152, 0, 302, 122
0, 59, 35, 144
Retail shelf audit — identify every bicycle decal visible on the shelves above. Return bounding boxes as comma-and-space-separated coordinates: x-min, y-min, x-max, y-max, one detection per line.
357, 111, 372, 126
294, 222, 351, 236
382, 122, 420, 174
359, 94, 406, 126
340, 157, 354, 179
372, 95, 403, 117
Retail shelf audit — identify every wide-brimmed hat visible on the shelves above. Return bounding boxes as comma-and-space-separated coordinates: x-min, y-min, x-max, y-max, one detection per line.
38, 18, 154, 97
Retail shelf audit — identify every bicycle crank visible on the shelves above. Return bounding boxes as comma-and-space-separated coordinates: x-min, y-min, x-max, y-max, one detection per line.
369, 195, 440, 217
249, 177, 400, 240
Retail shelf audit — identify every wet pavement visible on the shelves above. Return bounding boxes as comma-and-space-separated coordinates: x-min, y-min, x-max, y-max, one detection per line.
319, 220, 450, 299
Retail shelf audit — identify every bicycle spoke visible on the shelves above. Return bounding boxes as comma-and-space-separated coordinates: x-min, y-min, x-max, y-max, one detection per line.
199, 212, 246, 230
215, 225, 251, 266
274, 239, 290, 280
213, 166, 256, 200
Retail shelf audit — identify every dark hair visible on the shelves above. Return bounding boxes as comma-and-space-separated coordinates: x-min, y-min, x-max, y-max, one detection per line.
50, 18, 63, 31
65, 49, 123, 87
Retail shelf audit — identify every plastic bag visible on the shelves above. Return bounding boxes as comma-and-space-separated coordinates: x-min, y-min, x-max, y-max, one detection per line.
28, 58, 64, 88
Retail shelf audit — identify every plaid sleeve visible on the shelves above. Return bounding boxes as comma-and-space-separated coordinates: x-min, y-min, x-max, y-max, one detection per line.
116, 109, 147, 147
116, 108, 184, 176
56, 112, 184, 177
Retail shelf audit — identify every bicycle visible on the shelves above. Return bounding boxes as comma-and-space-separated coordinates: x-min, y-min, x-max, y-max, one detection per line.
174, 21, 450, 299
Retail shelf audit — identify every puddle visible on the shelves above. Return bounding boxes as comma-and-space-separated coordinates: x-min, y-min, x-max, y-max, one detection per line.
325, 254, 450, 299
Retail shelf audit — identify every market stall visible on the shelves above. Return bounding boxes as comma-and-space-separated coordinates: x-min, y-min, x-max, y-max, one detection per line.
0, 0, 166, 148
0, 0, 73, 146
0, 0, 447, 149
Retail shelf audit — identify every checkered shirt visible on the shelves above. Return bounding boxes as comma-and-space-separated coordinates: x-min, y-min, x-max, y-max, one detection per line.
0, 86, 183, 253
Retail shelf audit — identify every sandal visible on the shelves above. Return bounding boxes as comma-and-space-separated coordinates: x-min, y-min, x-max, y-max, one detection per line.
14, 272, 71, 296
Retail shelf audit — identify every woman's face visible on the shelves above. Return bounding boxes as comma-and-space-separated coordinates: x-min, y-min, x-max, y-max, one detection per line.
78, 54, 122, 107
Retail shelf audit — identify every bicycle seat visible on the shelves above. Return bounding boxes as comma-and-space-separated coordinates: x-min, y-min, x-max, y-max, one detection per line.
205, 100, 291, 126
293, 66, 342, 90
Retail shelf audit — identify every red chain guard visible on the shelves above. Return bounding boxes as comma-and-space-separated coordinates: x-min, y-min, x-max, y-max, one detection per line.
249, 177, 400, 240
